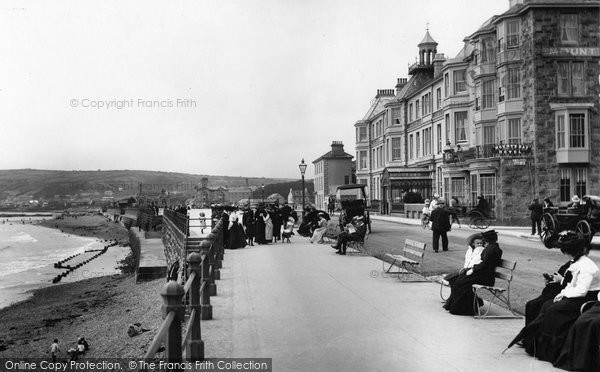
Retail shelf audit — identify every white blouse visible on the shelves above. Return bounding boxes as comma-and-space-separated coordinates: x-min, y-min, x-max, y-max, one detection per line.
463, 246, 484, 269
560, 255, 600, 298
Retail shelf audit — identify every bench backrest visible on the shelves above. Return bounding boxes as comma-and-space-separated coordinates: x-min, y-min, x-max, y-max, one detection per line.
495, 259, 517, 283
404, 239, 427, 260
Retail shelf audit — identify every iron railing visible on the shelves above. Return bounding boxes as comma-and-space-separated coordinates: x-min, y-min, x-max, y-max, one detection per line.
144, 220, 224, 365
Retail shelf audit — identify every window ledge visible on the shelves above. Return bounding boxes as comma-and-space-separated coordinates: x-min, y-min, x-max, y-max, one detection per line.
550, 102, 594, 111
556, 148, 589, 163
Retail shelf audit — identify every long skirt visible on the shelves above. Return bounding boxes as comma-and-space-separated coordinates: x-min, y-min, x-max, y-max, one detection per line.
525, 283, 562, 325
523, 291, 599, 364
255, 219, 266, 244
265, 219, 273, 241
310, 227, 327, 243
245, 222, 256, 239
228, 223, 247, 249
554, 302, 600, 371
444, 272, 494, 316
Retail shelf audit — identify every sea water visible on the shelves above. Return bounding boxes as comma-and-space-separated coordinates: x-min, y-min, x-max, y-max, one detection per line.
0, 215, 109, 309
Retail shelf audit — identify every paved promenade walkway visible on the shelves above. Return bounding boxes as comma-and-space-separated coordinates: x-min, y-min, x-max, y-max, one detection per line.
219, 238, 562, 372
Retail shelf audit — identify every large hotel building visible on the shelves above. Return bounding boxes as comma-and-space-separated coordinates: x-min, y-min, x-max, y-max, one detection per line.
355, 0, 600, 224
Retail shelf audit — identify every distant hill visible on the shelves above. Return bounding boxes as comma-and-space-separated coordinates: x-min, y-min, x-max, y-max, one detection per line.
0, 169, 294, 200
251, 179, 314, 201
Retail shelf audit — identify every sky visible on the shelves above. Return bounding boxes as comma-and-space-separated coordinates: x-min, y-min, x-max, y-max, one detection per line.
0, 0, 509, 180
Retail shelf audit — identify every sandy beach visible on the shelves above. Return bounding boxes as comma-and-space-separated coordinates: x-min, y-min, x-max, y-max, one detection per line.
0, 214, 166, 358
0, 274, 164, 358
38, 214, 130, 245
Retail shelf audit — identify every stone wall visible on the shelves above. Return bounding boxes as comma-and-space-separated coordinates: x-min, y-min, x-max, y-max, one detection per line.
497, 157, 536, 225
523, 7, 600, 203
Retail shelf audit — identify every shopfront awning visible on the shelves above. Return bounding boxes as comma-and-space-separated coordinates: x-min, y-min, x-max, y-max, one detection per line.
381, 167, 433, 188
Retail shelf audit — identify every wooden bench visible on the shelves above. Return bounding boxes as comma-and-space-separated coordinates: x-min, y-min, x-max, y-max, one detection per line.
383, 239, 427, 281
471, 258, 521, 318
346, 231, 369, 254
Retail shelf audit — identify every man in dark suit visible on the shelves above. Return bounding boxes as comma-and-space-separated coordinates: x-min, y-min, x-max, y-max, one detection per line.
430, 198, 451, 252
528, 198, 543, 235
330, 216, 367, 255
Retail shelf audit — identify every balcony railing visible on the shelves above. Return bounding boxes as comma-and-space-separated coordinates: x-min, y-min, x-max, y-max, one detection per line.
496, 45, 522, 65
443, 142, 533, 164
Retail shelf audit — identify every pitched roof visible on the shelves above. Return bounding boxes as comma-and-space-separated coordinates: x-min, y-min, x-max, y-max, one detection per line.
361, 95, 395, 121
313, 150, 353, 163
419, 30, 438, 46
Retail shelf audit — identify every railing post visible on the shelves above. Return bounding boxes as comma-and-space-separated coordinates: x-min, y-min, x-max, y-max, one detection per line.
214, 221, 224, 269
160, 281, 185, 366
204, 235, 217, 296
200, 240, 213, 320
206, 230, 221, 280
187, 252, 204, 361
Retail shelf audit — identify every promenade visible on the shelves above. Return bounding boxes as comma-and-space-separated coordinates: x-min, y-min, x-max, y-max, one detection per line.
209, 237, 562, 372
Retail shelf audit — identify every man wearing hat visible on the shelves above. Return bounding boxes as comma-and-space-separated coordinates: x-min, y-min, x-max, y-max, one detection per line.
528, 198, 543, 235
330, 216, 366, 255
430, 198, 451, 252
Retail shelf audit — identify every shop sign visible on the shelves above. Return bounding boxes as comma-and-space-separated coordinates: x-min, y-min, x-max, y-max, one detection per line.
543, 47, 600, 57
513, 158, 526, 166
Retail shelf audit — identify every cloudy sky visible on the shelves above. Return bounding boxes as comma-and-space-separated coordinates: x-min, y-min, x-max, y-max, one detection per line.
0, 0, 509, 179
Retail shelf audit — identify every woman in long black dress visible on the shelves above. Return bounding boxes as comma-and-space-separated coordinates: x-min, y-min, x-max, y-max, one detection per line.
508, 231, 600, 364
254, 207, 267, 244
227, 210, 247, 249
554, 297, 600, 371
443, 230, 502, 315
525, 259, 573, 325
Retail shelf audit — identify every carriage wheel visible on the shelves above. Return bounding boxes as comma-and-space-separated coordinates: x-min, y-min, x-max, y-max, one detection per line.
576, 220, 592, 243
540, 213, 557, 248
468, 211, 483, 229
475, 217, 490, 230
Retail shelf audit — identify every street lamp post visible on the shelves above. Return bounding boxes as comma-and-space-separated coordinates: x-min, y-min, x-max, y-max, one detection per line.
299, 158, 307, 218
261, 184, 265, 205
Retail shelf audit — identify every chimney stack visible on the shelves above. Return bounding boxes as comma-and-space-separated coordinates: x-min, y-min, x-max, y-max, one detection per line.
375, 89, 395, 99
395, 78, 408, 94
433, 53, 446, 77
331, 141, 345, 155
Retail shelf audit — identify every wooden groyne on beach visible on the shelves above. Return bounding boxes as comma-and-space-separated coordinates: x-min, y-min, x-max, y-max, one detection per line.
51, 241, 119, 283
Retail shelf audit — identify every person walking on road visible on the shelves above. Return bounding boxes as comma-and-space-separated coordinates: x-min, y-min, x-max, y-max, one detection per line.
430, 198, 451, 252
449, 196, 461, 228
528, 198, 543, 235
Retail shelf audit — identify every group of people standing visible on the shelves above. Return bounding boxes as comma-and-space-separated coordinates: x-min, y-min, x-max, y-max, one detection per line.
221, 203, 296, 248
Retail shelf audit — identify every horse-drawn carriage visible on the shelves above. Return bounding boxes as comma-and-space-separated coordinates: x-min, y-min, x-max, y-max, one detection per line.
540, 195, 600, 248
336, 184, 372, 233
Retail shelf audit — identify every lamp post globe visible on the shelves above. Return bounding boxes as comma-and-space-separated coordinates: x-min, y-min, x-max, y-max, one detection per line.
298, 158, 307, 218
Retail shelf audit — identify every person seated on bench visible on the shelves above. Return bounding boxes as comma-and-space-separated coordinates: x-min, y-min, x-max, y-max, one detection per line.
524, 258, 574, 325
330, 216, 366, 255
554, 293, 600, 371
442, 233, 484, 287
507, 231, 600, 365
443, 230, 502, 315
309, 213, 328, 244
